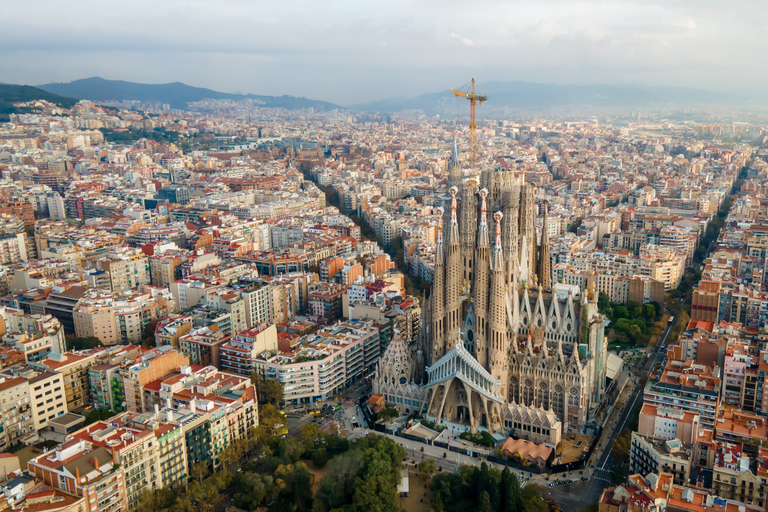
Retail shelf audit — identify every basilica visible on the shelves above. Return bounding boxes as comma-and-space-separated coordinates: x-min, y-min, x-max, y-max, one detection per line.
374, 144, 613, 438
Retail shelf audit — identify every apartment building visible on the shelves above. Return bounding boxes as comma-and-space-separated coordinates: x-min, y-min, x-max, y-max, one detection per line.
0, 377, 33, 449
0, 311, 66, 358
206, 289, 247, 334
120, 346, 190, 413
629, 432, 693, 485
644, 359, 721, 429
308, 282, 348, 322
230, 280, 274, 328
219, 324, 278, 377
147, 366, 258, 470
178, 327, 229, 368
637, 404, 700, 443
170, 277, 227, 311
28, 438, 128, 512
73, 291, 159, 346
69, 421, 158, 509
39, 351, 97, 412
148, 252, 182, 288
154, 314, 193, 348
0, 233, 29, 264
254, 319, 381, 405
711, 443, 764, 507
600, 472, 763, 512
93, 247, 150, 292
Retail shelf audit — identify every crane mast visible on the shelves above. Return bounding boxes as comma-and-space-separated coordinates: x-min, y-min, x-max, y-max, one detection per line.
451, 77, 487, 172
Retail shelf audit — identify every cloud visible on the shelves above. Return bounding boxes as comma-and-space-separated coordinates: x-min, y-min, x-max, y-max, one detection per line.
0, 0, 765, 104
451, 33, 475, 46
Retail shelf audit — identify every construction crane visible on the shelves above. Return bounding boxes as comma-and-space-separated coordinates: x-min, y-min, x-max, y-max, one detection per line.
451, 77, 487, 171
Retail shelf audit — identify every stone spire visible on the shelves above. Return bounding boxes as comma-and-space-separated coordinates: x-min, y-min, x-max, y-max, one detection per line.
430, 207, 446, 362
489, 211, 508, 398
519, 235, 530, 286
519, 183, 536, 275
445, 187, 462, 350
448, 135, 462, 190
473, 188, 490, 367
459, 180, 477, 284
537, 201, 552, 290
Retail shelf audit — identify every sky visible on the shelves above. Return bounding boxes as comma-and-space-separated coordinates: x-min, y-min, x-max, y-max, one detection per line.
2, 0, 766, 105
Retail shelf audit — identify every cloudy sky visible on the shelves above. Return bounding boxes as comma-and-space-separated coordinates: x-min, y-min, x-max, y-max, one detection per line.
2, 0, 765, 105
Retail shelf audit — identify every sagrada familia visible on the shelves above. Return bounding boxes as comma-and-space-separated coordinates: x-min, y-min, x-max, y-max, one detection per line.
374, 143, 612, 437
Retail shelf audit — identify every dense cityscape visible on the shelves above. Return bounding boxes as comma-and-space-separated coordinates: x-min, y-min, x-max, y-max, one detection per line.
0, 86, 765, 512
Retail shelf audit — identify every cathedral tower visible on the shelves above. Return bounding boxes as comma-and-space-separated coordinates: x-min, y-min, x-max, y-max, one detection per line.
430, 208, 446, 362
448, 136, 462, 190
459, 181, 477, 284
473, 188, 491, 367
537, 201, 552, 290
445, 187, 462, 351
489, 211, 509, 399
519, 183, 536, 275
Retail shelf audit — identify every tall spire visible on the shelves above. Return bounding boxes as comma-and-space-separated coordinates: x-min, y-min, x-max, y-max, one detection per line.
430, 207, 446, 362
448, 136, 462, 189
447, 186, 460, 244
477, 188, 489, 246
473, 188, 491, 367
537, 200, 552, 290
436, 207, 444, 264
492, 211, 504, 271
519, 235, 530, 285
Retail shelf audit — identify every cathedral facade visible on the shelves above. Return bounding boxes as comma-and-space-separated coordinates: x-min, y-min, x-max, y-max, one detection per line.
414, 147, 610, 436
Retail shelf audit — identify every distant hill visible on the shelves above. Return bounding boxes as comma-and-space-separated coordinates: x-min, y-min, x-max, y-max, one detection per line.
38, 77, 340, 111
0, 84, 77, 115
351, 81, 743, 115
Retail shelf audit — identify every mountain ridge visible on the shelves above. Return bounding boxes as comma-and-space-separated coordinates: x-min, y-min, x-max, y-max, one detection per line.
351, 81, 753, 114
38, 77, 340, 111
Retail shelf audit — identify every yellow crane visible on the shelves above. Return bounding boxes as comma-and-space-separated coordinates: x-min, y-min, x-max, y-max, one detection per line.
451, 77, 487, 171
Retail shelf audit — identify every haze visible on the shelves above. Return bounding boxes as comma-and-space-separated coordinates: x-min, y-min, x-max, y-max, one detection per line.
2, 0, 766, 105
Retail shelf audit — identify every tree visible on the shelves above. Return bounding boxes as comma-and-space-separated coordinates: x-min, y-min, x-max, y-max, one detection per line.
611, 431, 631, 464
251, 372, 284, 407
67, 335, 103, 351
190, 461, 209, 484
312, 448, 330, 468
274, 462, 313, 511
84, 409, 117, 426
479, 491, 492, 512
418, 459, 435, 480
378, 407, 399, 422
233, 473, 276, 512
257, 404, 286, 438
318, 449, 365, 507
300, 423, 324, 449
610, 465, 627, 485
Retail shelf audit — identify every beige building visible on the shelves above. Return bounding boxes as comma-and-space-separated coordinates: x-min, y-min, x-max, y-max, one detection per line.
206, 289, 247, 335
73, 291, 159, 346
93, 247, 149, 292
28, 371, 68, 432
149, 252, 182, 288
0, 377, 34, 449
39, 352, 97, 412
120, 346, 189, 413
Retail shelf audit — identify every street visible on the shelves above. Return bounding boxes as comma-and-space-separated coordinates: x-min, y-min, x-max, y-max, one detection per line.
546, 321, 674, 510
